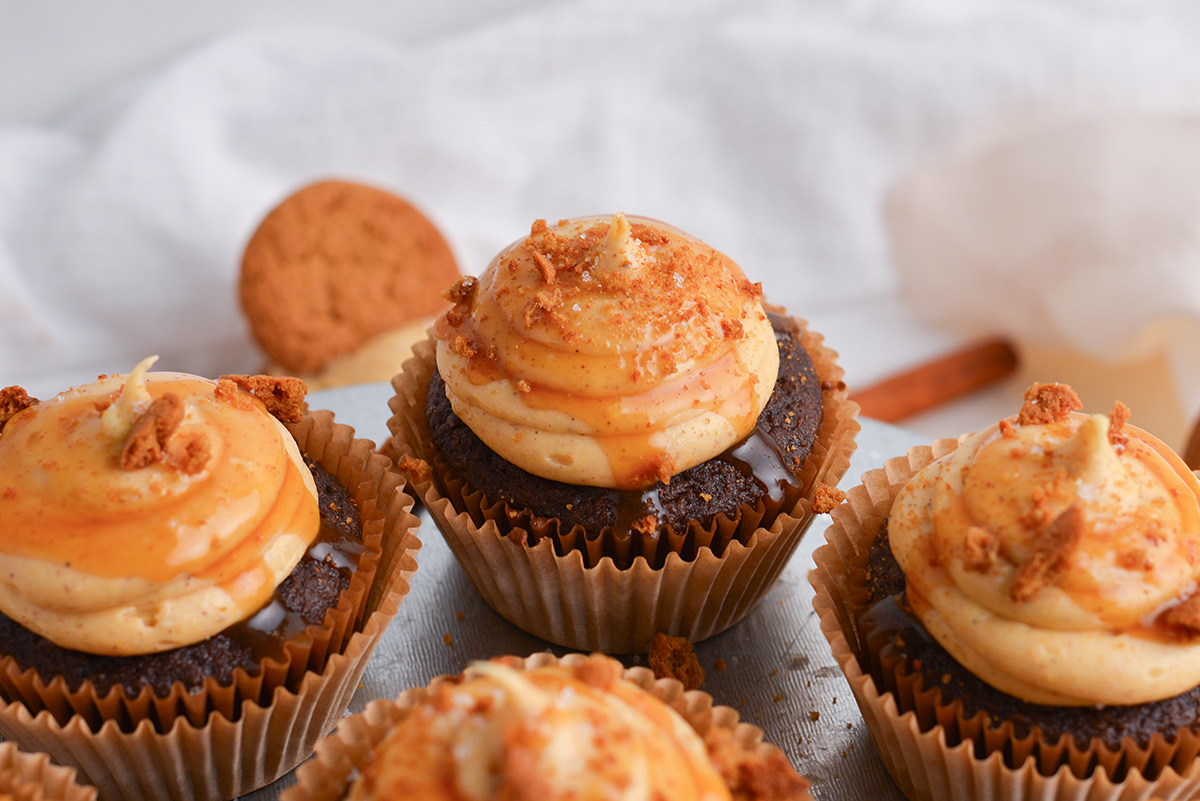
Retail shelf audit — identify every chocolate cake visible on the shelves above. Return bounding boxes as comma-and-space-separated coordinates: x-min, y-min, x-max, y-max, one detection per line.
425, 312, 823, 541
0, 457, 364, 698
859, 519, 1200, 752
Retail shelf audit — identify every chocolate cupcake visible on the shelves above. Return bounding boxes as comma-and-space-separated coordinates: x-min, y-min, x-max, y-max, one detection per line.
281, 652, 811, 801
811, 384, 1200, 800
0, 360, 422, 800
387, 214, 858, 652
0, 742, 95, 801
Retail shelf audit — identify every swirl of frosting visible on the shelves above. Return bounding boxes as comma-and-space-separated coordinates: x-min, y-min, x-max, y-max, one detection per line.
0, 359, 319, 656
434, 214, 779, 490
347, 660, 731, 801
889, 384, 1200, 706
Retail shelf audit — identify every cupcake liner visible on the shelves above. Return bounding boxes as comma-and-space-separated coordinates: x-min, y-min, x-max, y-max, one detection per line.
385, 317, 859, 653
0, 410, 423, 801
278, 651, 811, 801
810, 444, 1200, 801
0, 742, 96, 801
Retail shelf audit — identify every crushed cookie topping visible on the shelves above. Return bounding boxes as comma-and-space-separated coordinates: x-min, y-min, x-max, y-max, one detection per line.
119, 393, 186, 470
962, 525, 999, 572
1016, 382, 1082, 426
1011, 503, 1085, 603
1162, 593, 1200, 637
0, 386, 37, 433
1109, 400, 1131, 448
217, 374, 307, 423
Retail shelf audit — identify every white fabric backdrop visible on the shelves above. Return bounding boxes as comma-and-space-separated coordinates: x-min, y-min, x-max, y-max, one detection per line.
4, 0, 1200, 439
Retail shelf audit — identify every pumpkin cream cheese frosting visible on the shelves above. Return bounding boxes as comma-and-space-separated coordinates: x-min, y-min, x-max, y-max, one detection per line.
0, 356, 318, 656
434, 212, 780, 490
345, 660, 736, 801
888, 383, 1200, 707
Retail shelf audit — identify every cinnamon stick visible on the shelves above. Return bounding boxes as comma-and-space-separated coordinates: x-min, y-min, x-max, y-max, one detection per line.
850, 338, 1019, 423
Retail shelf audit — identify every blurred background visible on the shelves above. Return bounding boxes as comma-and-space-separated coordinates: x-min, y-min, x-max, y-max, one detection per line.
4, 0, 1200, 451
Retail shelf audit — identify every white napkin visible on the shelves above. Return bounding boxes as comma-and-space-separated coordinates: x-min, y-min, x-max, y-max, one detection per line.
3, 0, 1200, 433
888, 113, 1200, 432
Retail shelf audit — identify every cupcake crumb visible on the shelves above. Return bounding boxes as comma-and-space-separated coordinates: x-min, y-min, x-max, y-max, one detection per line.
812, 483, 846, 514
0, 385, 36, 432
647, 632, 705, 691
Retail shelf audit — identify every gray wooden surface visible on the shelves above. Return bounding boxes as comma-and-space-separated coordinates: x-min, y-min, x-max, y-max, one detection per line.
246, 381, 925, 800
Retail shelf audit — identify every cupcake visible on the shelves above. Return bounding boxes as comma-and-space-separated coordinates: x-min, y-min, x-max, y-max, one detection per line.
811, 383, 1200, 800
282, 652, 811, 801
0, 359, 422, 800
0, 742, 96, 801
386, 213, 858, 652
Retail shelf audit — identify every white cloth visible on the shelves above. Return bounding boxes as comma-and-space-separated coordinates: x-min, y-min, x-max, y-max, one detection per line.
4, 0, 1200, 439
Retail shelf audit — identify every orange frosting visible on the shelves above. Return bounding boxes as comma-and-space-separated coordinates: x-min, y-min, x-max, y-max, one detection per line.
435, 214, 778, 489
0, 368, 319, 655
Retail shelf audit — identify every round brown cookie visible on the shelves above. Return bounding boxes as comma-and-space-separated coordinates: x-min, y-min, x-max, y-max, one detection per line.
240, 180, 459, 375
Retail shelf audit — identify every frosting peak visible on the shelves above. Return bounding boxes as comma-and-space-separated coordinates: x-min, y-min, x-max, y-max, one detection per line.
890, 385, 1200, 706
0, 367, 319, 655
435, 214, 779, 489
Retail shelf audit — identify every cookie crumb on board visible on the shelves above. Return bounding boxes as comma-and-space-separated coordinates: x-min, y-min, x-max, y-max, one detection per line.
647, 632, 705, 691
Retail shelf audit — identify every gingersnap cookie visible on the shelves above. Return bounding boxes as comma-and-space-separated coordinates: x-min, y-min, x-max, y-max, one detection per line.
240, 180, 459, 376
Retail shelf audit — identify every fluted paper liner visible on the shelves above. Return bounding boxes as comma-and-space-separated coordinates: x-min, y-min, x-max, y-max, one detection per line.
0, 410, 423, 801
385, 316, 859, 652
279, 651, 811, 801
0, 742, 96, 801
810, 443, 1200, 801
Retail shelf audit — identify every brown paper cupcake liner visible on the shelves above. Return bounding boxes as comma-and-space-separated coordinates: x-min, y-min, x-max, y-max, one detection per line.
278, 651, 811, 801
385, 317, 858, 652
810, 444, 1200, 801
0, 410, 423, 801
0, 742, 96, 801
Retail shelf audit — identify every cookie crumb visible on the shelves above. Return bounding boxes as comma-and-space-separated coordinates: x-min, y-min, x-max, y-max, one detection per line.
443, 633, 453, 647
395, 454, 433, 485
812, 483, 847, 514
120, 393, 185, 470
0, 386, 36, 432
647, 632, 705, 691
218, 375, 307, 423
962, 525, 999, 572
1163, 592, 1200, 636
809, 710, 820, 722
1016, 383, 1082, 426
715, 658, 727, 671
455, 610, 464, 622
1011, 503, 1085, 602
631, 514, 659, 536
1109, 400, 1131, 448
532, 250, 557, 285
